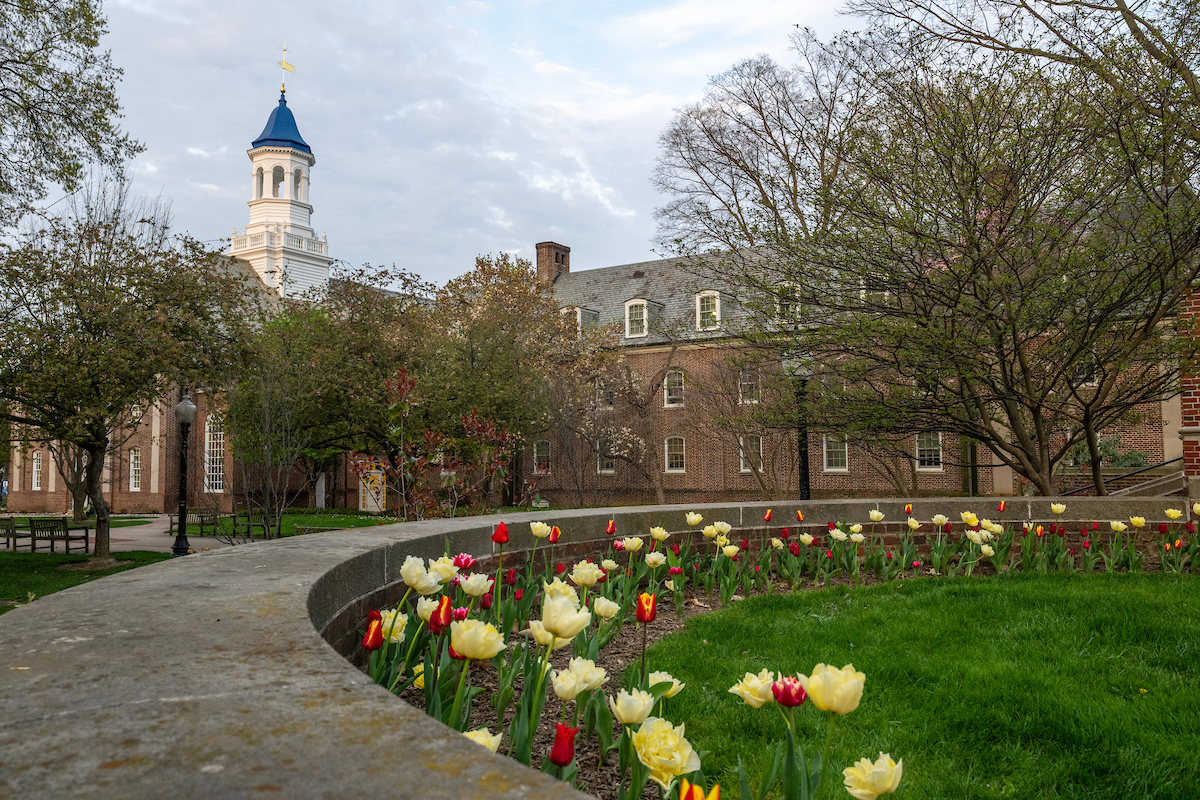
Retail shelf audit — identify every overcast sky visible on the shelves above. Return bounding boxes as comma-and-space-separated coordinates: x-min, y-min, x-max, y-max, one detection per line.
106, 0, 846, 285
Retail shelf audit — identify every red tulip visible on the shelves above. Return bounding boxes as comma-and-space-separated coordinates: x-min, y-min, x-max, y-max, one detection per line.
452, 552, 477, 570
679, 779, 720, 800
886, 551, 893, 560
780, 527, 790, 539
825, 549, 833, 559
605, 519, 616, 535
796, 510, 804, 522
480, 592, 493, 610
1069, 548, 1077, 556
1165, 542, 1172, 551
912, 560, 922, 569
636, 592, 657, 624
614, 540, 625, 551
1176, 539, 1183, 549
548, 723, 578, 767
1036, 525, 1044, 537
1159, 522, 1170, 534
1187, 523, 1196, 535
669, 566, 683, 575
997, 500, 1006, 512
514, 589, 523, 600
828, 521, 837, 531
753, 565, 761, 572
671, 543, 681, 556
904, 503, 913, 514
1092, 522, 1100, 530
452, 606, 469, 622
763, 509, 773, 522
368, 609, 382, 623
740, 538, 750, 550
556, 562, 566, 575
1083, 540, 1091, 549
362, 619, 384, 651
491, 521, 509, 544
506, 568, 518, 585
549, 526, 562, 544
788, 542, 801, 556
428, 596, 453, 634
772, 676, 807, 707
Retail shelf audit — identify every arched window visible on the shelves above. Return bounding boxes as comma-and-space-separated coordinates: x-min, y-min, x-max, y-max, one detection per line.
293, 169, 303, 201
533, 440, 551, 475
272, 166, 285, 198
255, 167, 264, 199
205, 417, 225, 493
665, 436, 685, 473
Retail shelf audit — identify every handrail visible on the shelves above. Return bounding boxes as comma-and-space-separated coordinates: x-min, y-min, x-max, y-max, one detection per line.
1059, 456, 1183, 496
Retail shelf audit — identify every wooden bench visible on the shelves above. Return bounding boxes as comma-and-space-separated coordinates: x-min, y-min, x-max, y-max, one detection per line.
29, 518, 90, 554
168, 512, 222, 537
2, 518, 32, 551
230, 511, 268, 539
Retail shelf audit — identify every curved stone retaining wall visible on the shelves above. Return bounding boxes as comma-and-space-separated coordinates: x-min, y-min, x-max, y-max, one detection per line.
0, 498, 1180, 798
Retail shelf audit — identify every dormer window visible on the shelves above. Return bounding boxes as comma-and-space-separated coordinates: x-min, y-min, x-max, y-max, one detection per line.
625, 300, 647, 338
697, 291, 720, 330
562, 306, 582, 336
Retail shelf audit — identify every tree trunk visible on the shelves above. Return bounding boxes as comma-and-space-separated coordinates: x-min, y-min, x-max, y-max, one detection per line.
84, 441, 111, 561
1084, 412, 1107, 496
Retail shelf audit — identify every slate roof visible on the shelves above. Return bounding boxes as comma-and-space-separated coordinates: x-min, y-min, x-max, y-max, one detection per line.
251, 92, 311, 153
551, 254, 751, 346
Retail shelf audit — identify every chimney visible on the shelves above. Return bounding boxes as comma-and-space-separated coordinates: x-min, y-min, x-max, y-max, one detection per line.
536, 241, 570, 283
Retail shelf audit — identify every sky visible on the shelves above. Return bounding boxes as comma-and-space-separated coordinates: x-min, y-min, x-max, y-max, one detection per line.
105, 0, 847, 285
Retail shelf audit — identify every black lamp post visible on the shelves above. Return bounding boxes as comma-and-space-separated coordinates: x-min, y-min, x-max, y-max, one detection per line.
172, 392, 198, 557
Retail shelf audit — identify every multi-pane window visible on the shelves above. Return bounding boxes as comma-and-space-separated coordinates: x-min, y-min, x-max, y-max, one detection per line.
32, 451, 43, 490
129, 448, 142, 492
823, 435, 848, 472
739, 434, 763, 473
697, 292, 719, 330
597, 437, 615, 474
626, 301, 646, 337
205, 417, 225, 493
739, 369, 760, 404
664, 371, 685, 407
533, 440, 552, 475
916, 431, 943, 471
597, 383, 614, 409
665, 436, 686, 472
776, 283, 797, 320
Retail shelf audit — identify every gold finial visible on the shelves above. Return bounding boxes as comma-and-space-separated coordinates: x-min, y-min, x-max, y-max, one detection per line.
278, 39, 294, 92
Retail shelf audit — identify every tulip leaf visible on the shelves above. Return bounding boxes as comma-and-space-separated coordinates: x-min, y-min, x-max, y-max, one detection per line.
758, 744, 782, 800
736, 755, 754, 800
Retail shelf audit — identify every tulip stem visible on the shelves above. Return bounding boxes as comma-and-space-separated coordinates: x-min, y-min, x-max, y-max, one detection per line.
495, 546, 504, 627
449, 660, 471, 731
639, 622, 648, 686
819, 713, 837, 798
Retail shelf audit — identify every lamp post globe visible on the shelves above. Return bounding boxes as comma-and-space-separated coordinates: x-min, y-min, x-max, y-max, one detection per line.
172, 392, 198, 557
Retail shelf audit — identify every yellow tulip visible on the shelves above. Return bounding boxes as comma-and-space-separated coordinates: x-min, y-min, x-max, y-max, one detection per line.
650, 526, 670, 541
1050, 503, 1066, 515
540, 594, 591, 640
799, 533, 814, 545
530, 521, 552, 538
722, 545, 739, 558
379, 609, 408, 644
528, 620, 573, 650
551, 669, 583, 702
567, 657, 608, 691
646, 552, 667, 568
850, 523, 864, 534
906, 517, 920, 531
463, 727, 502, 752
592, 597, 620, 620
632, 717, 702, 789
609, 688, 655, 724
569, 561, 604, 587
843, 752, 903, 800
728, 668, 776, 708
1165, 508, 1183, 520
869, 510, 884, 522
931, 514, 948, 527
800, 663, 865, 715
449, 619, 506, 660
649, 670, 685, 697
542, 577, 579, 605
622, 536, 645, 552
1110, 520, 1127, 532
714, 521, 733, 536
1130, 516, 1146, 528
702, 525, 718, 539
686, 512, 703, 526
412, 662, 425, 689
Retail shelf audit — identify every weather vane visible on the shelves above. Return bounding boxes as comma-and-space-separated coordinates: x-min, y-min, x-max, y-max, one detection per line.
278, 39, 294, 93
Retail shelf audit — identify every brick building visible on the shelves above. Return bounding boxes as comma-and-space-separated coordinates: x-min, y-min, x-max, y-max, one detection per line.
528, 241, 1182, 505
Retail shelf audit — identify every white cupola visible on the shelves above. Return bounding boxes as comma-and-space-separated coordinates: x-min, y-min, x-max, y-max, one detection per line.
228, 89, 333, 297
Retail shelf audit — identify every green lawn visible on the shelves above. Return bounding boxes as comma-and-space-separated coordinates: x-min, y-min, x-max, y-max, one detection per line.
0, 550, 171, 615
645, 573, 1200, 799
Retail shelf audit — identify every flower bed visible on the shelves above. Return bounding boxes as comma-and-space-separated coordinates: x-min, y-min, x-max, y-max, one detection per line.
352, 501, 1200, 799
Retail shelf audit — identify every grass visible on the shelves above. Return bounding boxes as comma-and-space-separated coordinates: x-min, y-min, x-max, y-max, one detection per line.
0, 550, 171, 616
644, 573, 1200, 799
4, 515, 153, 528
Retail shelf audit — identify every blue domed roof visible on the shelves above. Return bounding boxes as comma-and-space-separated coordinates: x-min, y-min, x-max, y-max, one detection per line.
251, 92, 311, 153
